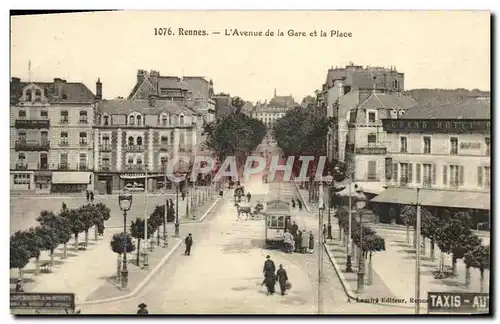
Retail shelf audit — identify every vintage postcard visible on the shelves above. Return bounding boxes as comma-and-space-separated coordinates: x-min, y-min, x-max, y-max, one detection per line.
9, 10, 490, 315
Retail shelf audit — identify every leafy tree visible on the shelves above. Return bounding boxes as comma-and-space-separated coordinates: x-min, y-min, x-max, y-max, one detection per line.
130, 218, 154, 266
10, 231, 31, 281
231, 96, 245, 114
34, 226, 60, 267
363, 234, 386, 284
110, 232, 136, 282
149, 205, 165, 246
77, 204, 100, 247
450, 233, 481, 278
464, 245, 490, 292
400, 205, 416, 245
24, 227, 47, 275
420, 209, 440, 258
37, 211, 72, 259
93, 202, 111, 239
61, 208, 86, 248
435, 211, 474, 275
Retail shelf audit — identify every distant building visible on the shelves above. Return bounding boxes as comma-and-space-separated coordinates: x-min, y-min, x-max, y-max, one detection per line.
251, 89, 299, 128
371, 98, 491, 226
10, 77, 96, 193
93, 98, 198, 194
213, 94, 234, 117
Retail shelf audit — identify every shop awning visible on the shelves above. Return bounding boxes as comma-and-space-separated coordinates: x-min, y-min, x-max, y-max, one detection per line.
370, 188, 491, 211
52, 172, 91, 184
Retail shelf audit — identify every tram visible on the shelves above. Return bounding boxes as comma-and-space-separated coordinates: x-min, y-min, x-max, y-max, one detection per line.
263, 200, 291, 248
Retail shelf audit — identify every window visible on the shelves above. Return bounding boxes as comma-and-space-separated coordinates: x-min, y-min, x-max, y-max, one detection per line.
40, 110, 48, 119
161, 136, 169, 145
136, 157, 143, 165
162, 114, 168, 126
128, 136, 134, 146
367, 161, 377, 180
18, 131, 26, 141
423, 136, 431, 154
449, 165, 463, 188
368, 111, 376, 123
276, 216, 285, 228
367, 134, 377, 146
79, 132, 87, 145
399, 163, 412, 186
60, 153, 68, 168
102, 156, 110, 168
79, 153, 87, 169
60, 110, 68, 123
18, 153, 26, 162
129, 115, 135, 125
14, 174, 31, 185
18, 110, 26, 119
485, 137, 490, 156
25, 90, 32, 102
41, 131, 48, 141
422, 164, 432, 187
60, 132, 69, 145
137, 137, 143, 146
160, 156, 168, 168
478, 166, 490, 188
450, 137, 458, 155
400, 137, 408, 153
136, 115, 142, 126
127, 157, 134, 165
103, 115, 109, 126
416, 164, 421, 183
170, 131, 174, 144
484, 166, 490, 188
179, 115, 185, 126
179, 133, 185, 145
79, 111, 88, 123
102, 135, 110, 145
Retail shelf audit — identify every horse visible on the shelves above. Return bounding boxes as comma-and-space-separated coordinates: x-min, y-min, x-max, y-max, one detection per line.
235, 203, 252, 220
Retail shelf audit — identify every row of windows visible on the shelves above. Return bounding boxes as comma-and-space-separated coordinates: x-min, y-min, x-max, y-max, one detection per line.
100, 156, 170, 168
13, 174, 31, 184
100, 113, 186, 127
17, 110, 89, 123
399, 136, 490, 156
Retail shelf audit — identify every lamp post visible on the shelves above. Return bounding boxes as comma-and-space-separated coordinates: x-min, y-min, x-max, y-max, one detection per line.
345, 173, 354, 273
118, 190, 133, 289
317, 181, 325, 315
415, 187, 422, 315
355, 187, 367, 293
163, 161, 168, 248
323, 172, 334, 240
174, 172, 180, 237
143, 164, 149, 268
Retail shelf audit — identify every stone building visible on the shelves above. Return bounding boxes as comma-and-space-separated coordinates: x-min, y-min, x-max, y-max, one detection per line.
10, 77, 96, 193
251, 89, 299, 128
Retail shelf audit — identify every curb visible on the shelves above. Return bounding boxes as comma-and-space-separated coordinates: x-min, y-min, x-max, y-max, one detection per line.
76, 198, 221, 306
372, 224, 490, 238
322, 242, 414, 310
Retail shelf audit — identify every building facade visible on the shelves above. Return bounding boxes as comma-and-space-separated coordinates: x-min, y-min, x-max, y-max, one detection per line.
10, 77, 96, 193
371, 98, 491, 226
251, 89, 299, 128
93, 98, 198, 194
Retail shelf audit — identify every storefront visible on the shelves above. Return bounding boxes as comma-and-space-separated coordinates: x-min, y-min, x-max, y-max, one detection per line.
11, 171, 35, 191
34, 171, 52, 193
51, 172, 92, 193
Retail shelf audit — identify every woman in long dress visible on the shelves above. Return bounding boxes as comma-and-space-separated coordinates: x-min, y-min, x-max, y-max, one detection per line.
301, 231, 309, 254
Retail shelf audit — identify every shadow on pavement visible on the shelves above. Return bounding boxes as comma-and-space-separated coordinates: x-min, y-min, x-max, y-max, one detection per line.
52, 252, 78, 258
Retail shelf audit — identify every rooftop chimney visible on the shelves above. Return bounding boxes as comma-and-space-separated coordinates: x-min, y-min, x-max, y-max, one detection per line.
96, 78, 102, 100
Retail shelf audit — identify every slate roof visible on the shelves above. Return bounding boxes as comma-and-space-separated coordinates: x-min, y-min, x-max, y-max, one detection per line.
401, 98, 491, 120
269, 95, 298, 107
10, 79, 95, 104
358, 92, 417, 110
96, 99, 195, 115
129, 73, 211, 100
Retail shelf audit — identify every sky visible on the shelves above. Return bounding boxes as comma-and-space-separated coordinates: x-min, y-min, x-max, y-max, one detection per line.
10, 10, 490, 103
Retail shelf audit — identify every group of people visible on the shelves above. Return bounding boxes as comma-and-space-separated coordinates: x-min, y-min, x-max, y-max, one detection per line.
290, 197, 303, 211
262, 255, 290, 296
85, 190, 95, 202
282, 221, 314, 254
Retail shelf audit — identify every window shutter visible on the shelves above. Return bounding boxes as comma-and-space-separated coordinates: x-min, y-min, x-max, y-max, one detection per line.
408, 163, 413, 183
432, 164, 436, 184
459, 166, 464, 186
393, 163, 398, 181
442, 165, 447, 185
416, 164, 421, 183
477, 166, 483, 186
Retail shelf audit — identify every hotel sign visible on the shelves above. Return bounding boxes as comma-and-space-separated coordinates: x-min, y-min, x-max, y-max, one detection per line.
382, 119, 491, 134
460, 142, 481, 149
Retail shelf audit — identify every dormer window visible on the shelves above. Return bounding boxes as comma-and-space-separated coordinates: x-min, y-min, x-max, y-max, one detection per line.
179, 114, 185, 126
129, 115, 135, 125
40, 110, 48, 119
161, 114, 168, 126
25, 90, 32, 102
103, 115, 109, 126
18, 110, 26, 119
128, 136, 134, 146
136, 115, 142, 126
61, 93, 68, 100
35, 89, 42, 101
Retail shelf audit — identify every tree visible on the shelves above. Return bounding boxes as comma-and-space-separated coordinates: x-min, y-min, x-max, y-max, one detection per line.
78, 204, 102, 246
434, 211, 473, 275
130, 218, 154, 266
451, 234, 481, 281
363, 234, 386, 284
231, 96, 245, 114
149, 206, 165, 246
93, 202, 111, 240
34, 226, 60, 268
400, 205, 416, 245
420, 209, 440, 259
24, 227, 47, 275
61, 208, 86, 248
335, 206, 349, 242
37, 211, 72, 259
110, 232, 136, 283
464, 245, 490, 292
10, 231, 31, 281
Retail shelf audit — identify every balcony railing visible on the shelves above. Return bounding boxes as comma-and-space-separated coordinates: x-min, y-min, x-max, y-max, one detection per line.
125, 145, 144, 152
99, 144, 112, 152
79, 141, 89, 147
125, 164, 146, 172
355, 147, 387, 155
79, 119, 89, 124
38, 163, 49, 170
15, 140, 50, 151
58, 163, 69, 170
15, 162, 28, 170
78, 165, 89, 171
159, 143, 172, 152
60, 119, 69, 124
14, 119, 50, 129
59, 141, 69, 147
56, 164, 89, 171
101, 165, 111, 171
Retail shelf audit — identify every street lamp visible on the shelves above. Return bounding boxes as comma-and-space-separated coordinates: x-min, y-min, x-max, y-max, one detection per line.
355, 187, 367, 293
174, 172, 180, 237
317, 181, 325, 315
143, 164, 149, 269
163, 161, 168, 248
415, 187, 422, 315
323, 172, 334, 240
118, 190, 133, 289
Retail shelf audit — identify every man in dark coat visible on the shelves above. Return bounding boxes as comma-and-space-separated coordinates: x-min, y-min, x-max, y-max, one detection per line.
262, 255, 276, 295
246, 192, 252, 202
297, 198, 303, 211
294, 230, 302, 253
181, 191, 186, 201
290, 221, 298, 236
184, 233, 193, 256
276, 264, 289, 296
169, 199, 174, 209
90, 191, 95, 202
291, 198, 296, 209
86, 190, 90, 202
137, 303, 149, 315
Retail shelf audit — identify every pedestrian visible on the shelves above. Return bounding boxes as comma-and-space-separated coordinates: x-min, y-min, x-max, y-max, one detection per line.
262, 255, 276, 295
301, 230, 309, 254
246, 192, 252, 203
294, 230, 302, 253
297, 198, 303, 211
90, 191, 94, 202
86, 190, 90, 202
181, 191, 186, 201
169, 199, 174, 209
97, 222, 105, 236
290, 221, 298, 236
62, 202, 67, 211
276, 264, 289, 296
15, 279, 23, 292
137, 303, 149, 315
308, 231, 315, 253
291, 198, 296, 209
184, 233, 193, 256
283, 229, 294, 254
323, 224, 328, 243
